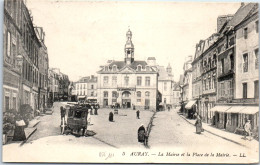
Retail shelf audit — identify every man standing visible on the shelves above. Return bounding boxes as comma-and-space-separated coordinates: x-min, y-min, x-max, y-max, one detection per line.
136, 110, 140, 119
244, 120, 252, 140
60, 106, 66, 124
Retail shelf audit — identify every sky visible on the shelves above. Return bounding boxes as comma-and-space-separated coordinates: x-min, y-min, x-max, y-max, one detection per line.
26, 0, 241, 82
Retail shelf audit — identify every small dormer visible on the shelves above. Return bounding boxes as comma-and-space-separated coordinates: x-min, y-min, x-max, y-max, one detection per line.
112, 65, 117, 72
137, 65, 142, 72
146, 66, 150, 71
104, 66, 108, 71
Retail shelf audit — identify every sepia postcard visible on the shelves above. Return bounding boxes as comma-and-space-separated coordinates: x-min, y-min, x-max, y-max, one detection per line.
2, 0, 259, 163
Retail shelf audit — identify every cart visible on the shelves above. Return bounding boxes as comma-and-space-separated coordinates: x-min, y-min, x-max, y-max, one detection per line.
60, 104, 89, 136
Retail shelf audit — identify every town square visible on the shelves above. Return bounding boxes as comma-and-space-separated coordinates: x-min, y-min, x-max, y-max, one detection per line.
2, 0, 259, 163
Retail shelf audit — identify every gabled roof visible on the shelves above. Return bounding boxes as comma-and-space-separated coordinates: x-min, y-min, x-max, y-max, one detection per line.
227, 3, 257, 28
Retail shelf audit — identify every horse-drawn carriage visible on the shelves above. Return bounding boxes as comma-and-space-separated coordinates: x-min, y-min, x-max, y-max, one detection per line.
60, 104, 89, 136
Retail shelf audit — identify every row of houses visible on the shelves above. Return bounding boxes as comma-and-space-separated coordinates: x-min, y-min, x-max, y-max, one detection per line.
3, 0, 49, 113
180, 3, 259, 135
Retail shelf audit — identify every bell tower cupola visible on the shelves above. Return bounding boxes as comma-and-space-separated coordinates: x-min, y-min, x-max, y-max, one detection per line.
125, 28, 134, 65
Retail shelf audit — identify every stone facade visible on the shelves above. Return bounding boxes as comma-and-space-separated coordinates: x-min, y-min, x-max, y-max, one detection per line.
97, 29, 158, 110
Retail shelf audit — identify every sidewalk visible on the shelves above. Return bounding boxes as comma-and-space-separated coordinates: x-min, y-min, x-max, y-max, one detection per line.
178, 113, 259, 149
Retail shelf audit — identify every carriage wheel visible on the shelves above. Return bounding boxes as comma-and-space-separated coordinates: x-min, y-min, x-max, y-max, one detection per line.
61, 117, 66, 134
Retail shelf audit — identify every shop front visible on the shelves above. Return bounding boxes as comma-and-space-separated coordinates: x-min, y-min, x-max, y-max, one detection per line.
185, 100, 197, 119
210, 105, 231, 129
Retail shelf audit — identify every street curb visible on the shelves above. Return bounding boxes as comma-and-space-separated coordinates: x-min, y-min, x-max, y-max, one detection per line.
178, 113, 248, 148
145, 111, 157, 148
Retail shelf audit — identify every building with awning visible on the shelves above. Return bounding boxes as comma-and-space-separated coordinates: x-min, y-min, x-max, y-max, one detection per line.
185, 100, 197, 109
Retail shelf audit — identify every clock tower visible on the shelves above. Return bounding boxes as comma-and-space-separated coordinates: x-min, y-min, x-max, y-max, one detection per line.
125, 28, 134, 65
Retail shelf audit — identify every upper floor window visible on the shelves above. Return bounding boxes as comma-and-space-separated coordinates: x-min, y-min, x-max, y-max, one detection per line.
244, 27, 248, 39
124, 76, 129, 86
137, 91, 141, 97
112, 76, 117, 86
255, 48, 259, 69
229, 37, 235, 47
104, 91, 108, 97
243, 83, 247, 99
145, 77, 150, 86
256, 21, 259, 33
7, 31, 11, 57
137, 76, 142, 86
103, 76, 109, 85
230, 54, 234, 70
164, 82, 167, 91
221, 59, 224, 74
112, 91, 117, 98
91, 84, 94, 89
254, 80, 259, 99
91, 92, 94, 96
243, 53, 248, 72
208, 58, 212, 69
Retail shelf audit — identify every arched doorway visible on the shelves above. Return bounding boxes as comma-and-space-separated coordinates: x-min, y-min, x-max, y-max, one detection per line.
122, 91, 131, 108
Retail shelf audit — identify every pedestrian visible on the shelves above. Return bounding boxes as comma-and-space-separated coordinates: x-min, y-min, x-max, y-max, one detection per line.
244, 120, 252, 140
195, 115, 203, 134
109, 111, 114, 122
138, 124, 146, 143
168, 106, 170, 111
90, 104, 93, 115
60, 106, 66, 125
136, 110, 140, 119
13, 114, 26, 141
94, 104, 98, 115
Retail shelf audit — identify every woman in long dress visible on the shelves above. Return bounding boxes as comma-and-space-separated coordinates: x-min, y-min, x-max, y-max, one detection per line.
195, 115, 203, 134
138, 124, 146, 142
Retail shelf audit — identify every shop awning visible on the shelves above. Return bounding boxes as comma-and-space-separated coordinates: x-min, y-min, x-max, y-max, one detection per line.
78, 96, 86, 99
87, 97, 97, 100
185, 100, 196, 109
240, 106, 259, 114
210, 106, 231, 112
227, 106, 247, 113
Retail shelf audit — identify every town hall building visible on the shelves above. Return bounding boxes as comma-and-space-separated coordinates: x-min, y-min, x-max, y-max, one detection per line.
97, 29, 158, 110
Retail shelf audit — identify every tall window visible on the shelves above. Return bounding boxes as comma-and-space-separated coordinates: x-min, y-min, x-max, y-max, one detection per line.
104, 91, 108, 97
255, 48, 259, 69
230, 54, 234, 70
221, 59, 224, 74
91, 84, 94, 89
244, 27, 248, 39
103, 76, 108, 86
137, 76, 142, 86
137, 91, 141, 97
5, 96, 9, 111
256, 20, 259, 33
243, 83, 247, 99
254, 80, 259, 99
220, 83, 225, 97
243, 53, 248, 72
91, 92, 94, 96
7, 31, 11, 57
13, 97, 16, 110
164, 82, 167, 91
145, 77, 150, 86
164, 98, 166, 103
208, 77, 211, 89
112, 76, 117, 86
124, 76, 129, 86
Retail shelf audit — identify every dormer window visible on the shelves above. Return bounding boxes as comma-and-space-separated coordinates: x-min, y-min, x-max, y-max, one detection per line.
137, 65, 142, 71
113, 65, 117, 71
105, 66, 108, 71
146, 66, 150, 71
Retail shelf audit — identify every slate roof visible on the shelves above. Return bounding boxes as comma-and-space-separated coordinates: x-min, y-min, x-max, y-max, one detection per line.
147, 57, 156, 60
104, 60, 148, 71
227, 3, 257, 28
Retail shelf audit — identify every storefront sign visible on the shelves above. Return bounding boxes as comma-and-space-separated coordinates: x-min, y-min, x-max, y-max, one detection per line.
117, 87, 136, 91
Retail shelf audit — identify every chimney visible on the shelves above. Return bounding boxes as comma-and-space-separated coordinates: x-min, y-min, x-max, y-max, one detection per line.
241, 2, 245, 7
217, 15, 234, 32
